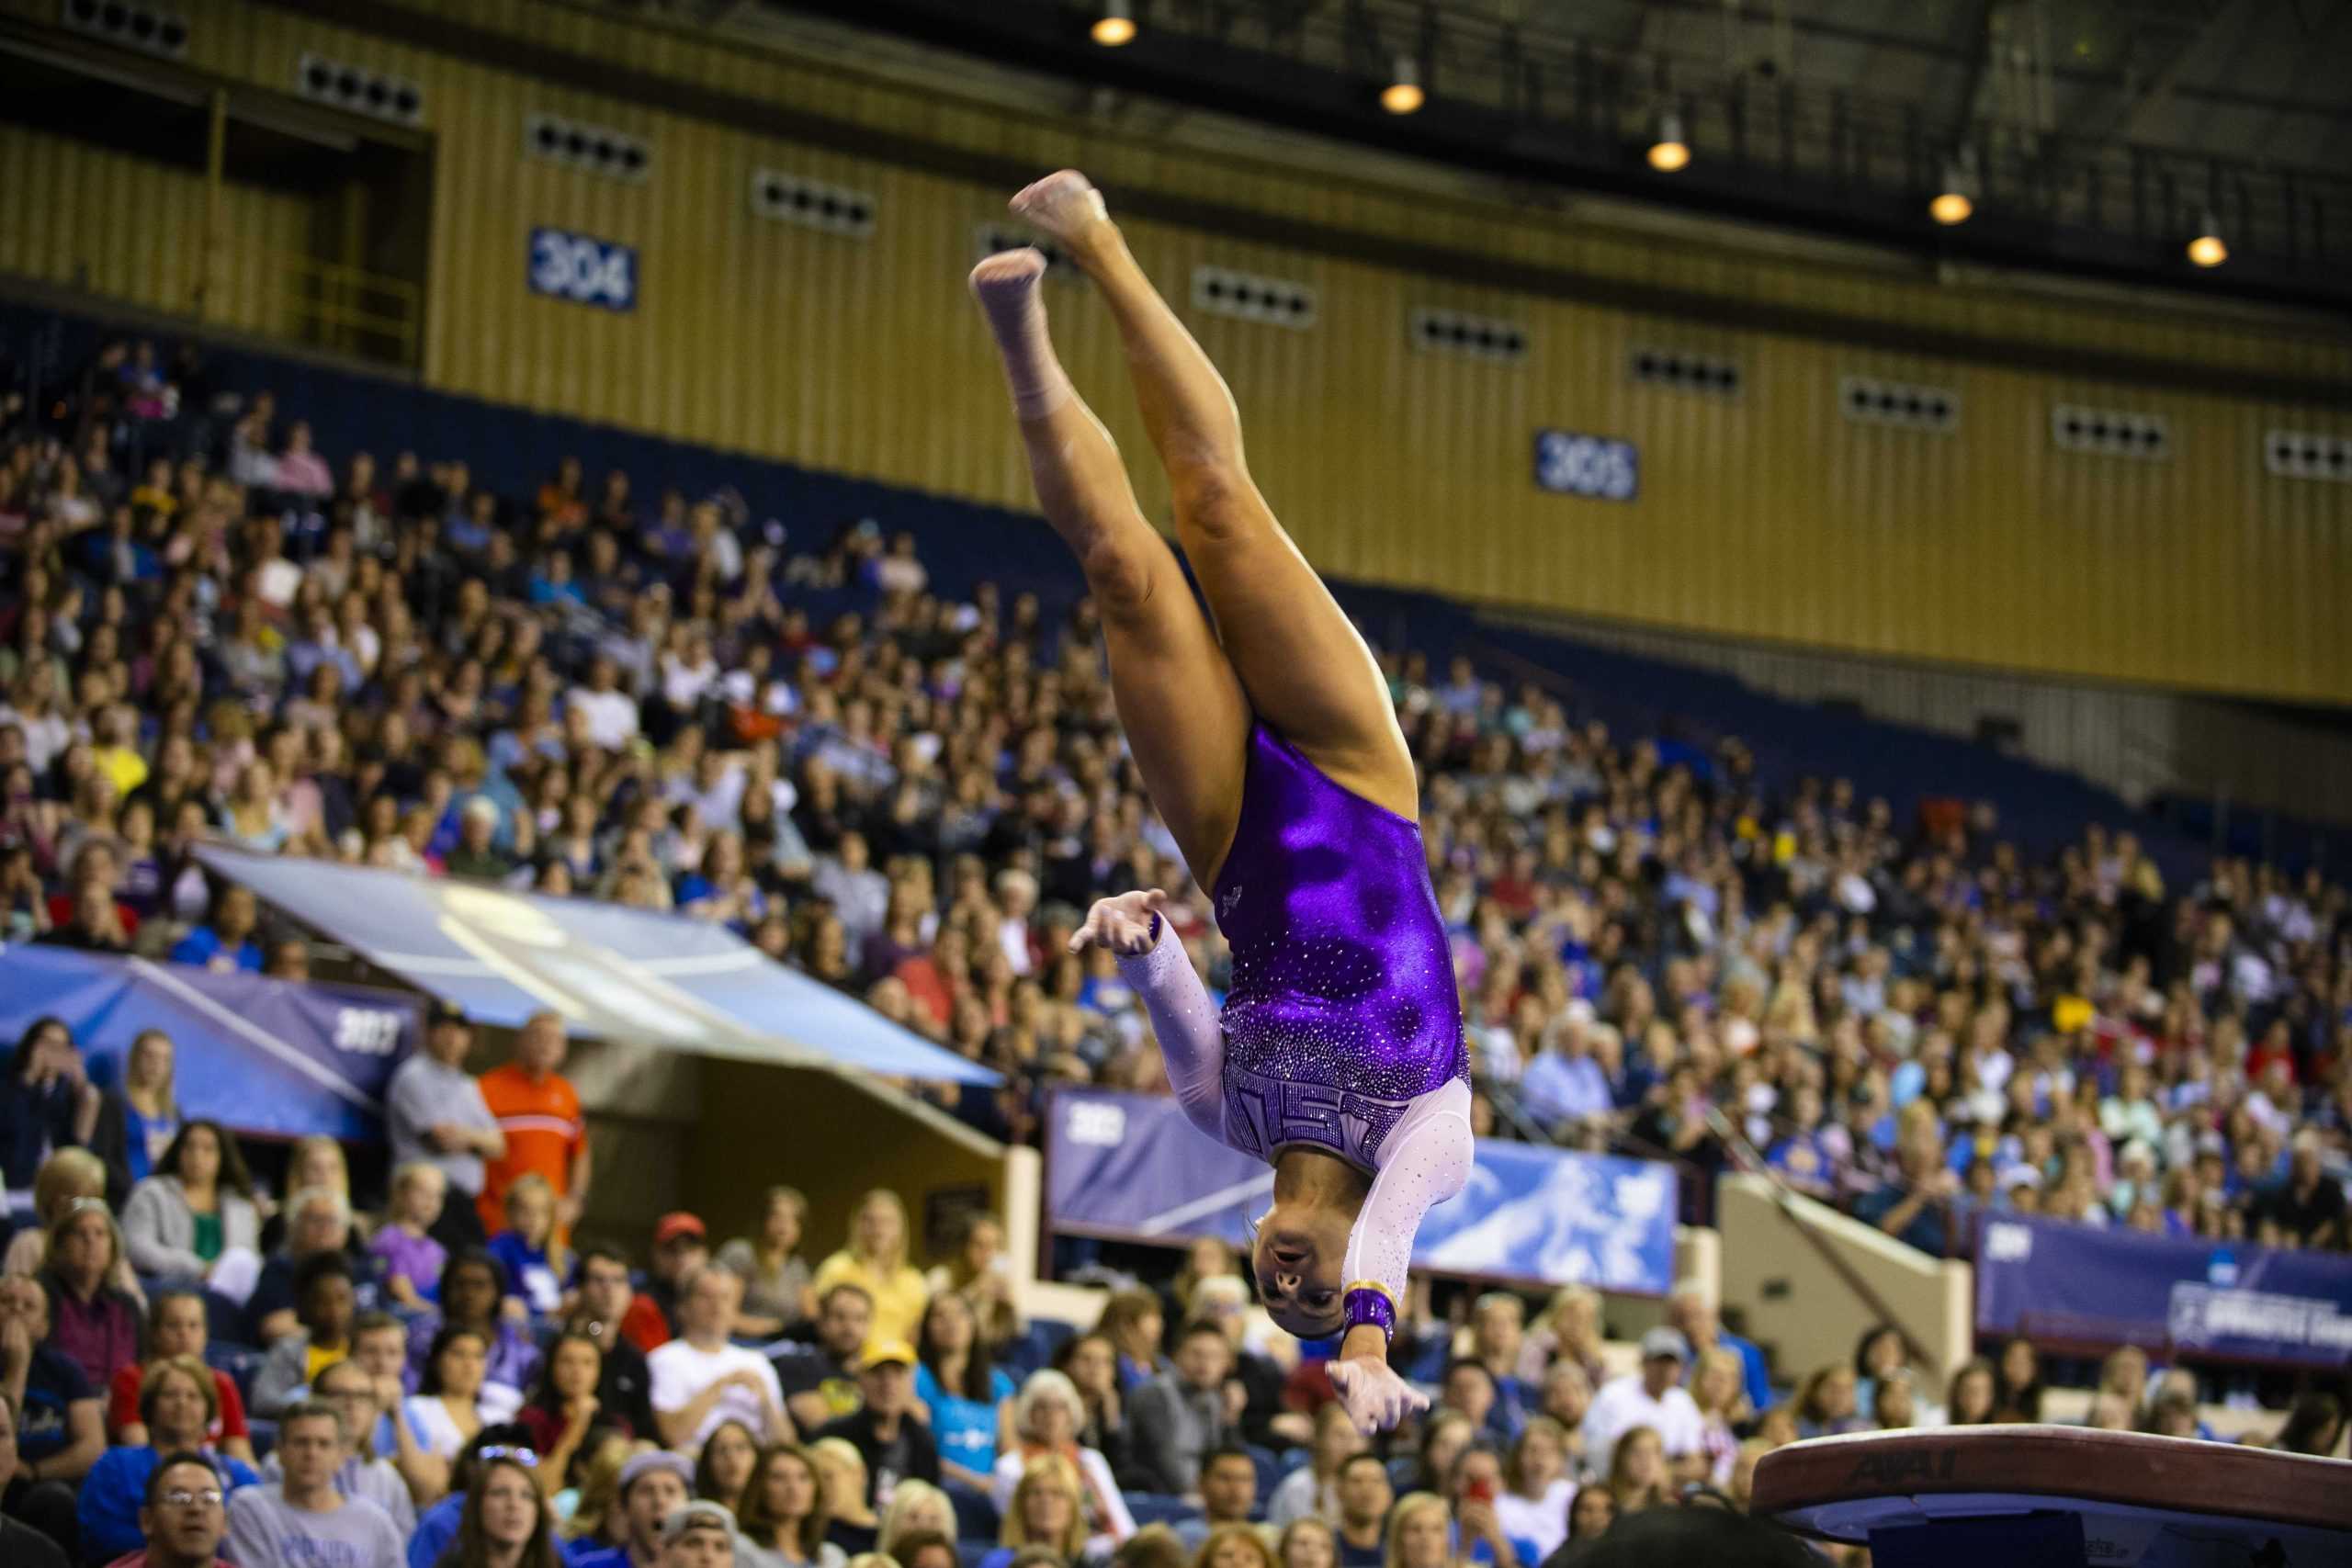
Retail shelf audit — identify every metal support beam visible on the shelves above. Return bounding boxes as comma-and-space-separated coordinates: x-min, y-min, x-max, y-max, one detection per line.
2060, 0, 2251, 148
197, 86, 226, 321
1940, 0, 1996, 142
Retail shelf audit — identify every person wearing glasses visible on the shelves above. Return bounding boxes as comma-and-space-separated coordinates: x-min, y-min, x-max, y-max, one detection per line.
75, 1356, 259, 1562
263, 1358, 418, 1539
564, 1247, 663, 1436
111, 1452, 235, 1568
224, 1398, 406, 1566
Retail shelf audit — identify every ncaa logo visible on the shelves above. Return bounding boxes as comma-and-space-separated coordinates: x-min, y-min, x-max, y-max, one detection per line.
1984, 1223, 2033, 1263
1067, 1101, 1126, 1146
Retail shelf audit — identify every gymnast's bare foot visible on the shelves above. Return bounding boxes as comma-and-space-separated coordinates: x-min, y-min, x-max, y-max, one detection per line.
968, 248, 1070, 421
1011, 169, 1114, 261
969, 245, 1049, 310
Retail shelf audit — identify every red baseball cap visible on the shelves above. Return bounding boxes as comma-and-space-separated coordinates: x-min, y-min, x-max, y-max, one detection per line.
653, 1212, 706, 1247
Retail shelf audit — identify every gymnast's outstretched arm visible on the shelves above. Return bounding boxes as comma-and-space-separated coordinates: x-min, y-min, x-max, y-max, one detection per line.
1072, 889, 1224, 1141
1084, 888, 1474, 1257
1342, 1082, 1474, 1306
1080, 889, 1447, 1431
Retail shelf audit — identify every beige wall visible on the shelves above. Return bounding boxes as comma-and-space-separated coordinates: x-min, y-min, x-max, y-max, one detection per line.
1717, 1174, 1973, 1400
558, 1035, 1003, 1267
684, 1058, 1003, 1268
0, 121, 312, 340
7, 0, 2346, 699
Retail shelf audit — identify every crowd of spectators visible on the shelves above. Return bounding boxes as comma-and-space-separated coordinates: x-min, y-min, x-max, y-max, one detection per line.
1, 328, 2349, 1564
1, 1068, 2342, 1568
5, 336, 2347, 1262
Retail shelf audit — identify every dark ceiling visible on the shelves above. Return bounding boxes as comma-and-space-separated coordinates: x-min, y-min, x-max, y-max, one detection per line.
1445, 0, 2351, 170
0, 47, 364, 192
692, 0, 2352, 312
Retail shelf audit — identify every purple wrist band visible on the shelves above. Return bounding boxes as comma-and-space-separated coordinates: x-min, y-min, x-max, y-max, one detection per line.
1343, 1287, 1396, 1339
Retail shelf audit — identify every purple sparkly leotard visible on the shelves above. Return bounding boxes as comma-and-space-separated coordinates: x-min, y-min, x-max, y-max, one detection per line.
1113, 722, 1474, 1327
1208, 724, 1467, 1171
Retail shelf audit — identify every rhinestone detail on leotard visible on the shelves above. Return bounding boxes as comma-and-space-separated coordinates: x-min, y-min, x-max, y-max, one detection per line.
1211, 725, 1467, 1170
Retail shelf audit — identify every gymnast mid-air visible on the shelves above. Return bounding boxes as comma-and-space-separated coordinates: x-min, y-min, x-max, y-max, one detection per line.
970, 171, 1471, 1434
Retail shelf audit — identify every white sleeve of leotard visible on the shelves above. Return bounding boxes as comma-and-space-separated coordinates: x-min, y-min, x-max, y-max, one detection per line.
1116, 919, 1227, 1146
1342, 1078, 1474, 1305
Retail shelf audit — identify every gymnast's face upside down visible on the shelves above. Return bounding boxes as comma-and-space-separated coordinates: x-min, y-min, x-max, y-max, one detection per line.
1252, 1199, 1354, 1339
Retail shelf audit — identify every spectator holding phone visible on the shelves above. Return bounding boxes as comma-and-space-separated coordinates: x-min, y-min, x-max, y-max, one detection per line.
1450, 1442, 1535, 1566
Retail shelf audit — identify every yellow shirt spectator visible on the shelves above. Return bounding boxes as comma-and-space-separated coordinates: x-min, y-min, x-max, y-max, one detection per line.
810, 1189, 929, 1348
94, 744, 149, 798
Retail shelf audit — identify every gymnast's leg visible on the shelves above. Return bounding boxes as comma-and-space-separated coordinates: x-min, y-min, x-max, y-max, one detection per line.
1009, 171, 1417, 820
969, 248, 1251, 886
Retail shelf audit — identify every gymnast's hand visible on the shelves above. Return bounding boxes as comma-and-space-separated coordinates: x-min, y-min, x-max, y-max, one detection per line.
1069, 888, 1172, 955
1327, 1348, 1430, 1435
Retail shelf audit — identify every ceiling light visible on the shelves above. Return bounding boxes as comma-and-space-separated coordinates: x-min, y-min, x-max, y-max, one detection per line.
1380, 55, 1424, 115
1091, 0, 1136, 48
2186, 210, 2227, 268
1930, 153, 1976, 226
1646, 111, 1690, 173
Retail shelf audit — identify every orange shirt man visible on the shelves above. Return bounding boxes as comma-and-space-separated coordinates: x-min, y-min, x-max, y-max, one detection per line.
477, 1010, 593, 1235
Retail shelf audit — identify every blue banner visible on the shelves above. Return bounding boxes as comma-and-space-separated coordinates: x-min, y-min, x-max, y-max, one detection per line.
0, 946, 416, 1142
198, 847, 995, 1086
1975, 1215, 2352, 1368
1046, 1089, 1679, 1294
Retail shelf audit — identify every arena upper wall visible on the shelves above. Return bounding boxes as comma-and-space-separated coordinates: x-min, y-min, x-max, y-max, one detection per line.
5, 0, 2347, 702
0, 120, 314, 342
